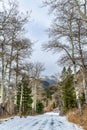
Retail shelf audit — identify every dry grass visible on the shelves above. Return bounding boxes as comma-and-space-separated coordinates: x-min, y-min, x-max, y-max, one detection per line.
67, 105, 87, 130
0, 114, 16, 119
0, 114, 16, 124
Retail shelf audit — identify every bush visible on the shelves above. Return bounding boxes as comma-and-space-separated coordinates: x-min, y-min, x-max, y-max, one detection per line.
36, 101, 44, 114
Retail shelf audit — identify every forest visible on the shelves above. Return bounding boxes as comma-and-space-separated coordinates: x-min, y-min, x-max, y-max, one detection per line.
0, 0, 87, 126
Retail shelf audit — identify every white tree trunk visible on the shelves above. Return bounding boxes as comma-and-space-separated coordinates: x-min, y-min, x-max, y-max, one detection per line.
82, 70, 87, 104
74, 64, 82, 115
19, 84, 23, 116
32, 81, 37, 113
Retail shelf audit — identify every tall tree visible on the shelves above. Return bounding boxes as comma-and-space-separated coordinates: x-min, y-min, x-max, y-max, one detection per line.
43, 0, 82, 114
0, 0, 32, 115
74, 0, 87, 21
17, 74, 32, 116
30, 62, 45, 113
62, 75, 77, 112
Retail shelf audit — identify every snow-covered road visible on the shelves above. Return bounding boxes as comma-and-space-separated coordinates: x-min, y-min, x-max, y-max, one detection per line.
0, 112, 83, 130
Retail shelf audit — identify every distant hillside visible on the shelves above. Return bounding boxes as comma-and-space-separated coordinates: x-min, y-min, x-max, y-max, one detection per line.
41, 80, 50, 89
41, 78, 57, 89
46, 79, 56, 85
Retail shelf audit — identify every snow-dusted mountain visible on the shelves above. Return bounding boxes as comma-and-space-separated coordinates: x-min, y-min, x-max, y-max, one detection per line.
41, 78, 57, 89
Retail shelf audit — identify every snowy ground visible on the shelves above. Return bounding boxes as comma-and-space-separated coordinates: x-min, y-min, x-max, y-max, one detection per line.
0, 112, 83, 130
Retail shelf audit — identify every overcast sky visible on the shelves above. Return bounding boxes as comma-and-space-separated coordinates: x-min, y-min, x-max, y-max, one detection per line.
19, 0, 61, 77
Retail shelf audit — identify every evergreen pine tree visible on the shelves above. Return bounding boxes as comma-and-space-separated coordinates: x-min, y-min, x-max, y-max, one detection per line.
62, 76, 77, 112
61, 67, 67, 80
17, 75, 33, 115
67, 66, 72, 75
36, 100, 44, 114
61, 66, 77, 112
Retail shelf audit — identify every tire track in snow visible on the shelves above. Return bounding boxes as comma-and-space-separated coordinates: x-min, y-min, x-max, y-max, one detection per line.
0, 112, 83, 130
51, 115, 82, 130
18, 118, 43, 130
20, 116, 48, 130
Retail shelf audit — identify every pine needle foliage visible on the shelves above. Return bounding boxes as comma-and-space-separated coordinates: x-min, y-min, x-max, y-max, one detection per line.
62, 75, 77, 112
17, 76, 33, 115
36, 100, 44, 114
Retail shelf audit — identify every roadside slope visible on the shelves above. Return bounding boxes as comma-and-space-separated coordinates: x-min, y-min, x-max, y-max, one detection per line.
67, 105, 87, 130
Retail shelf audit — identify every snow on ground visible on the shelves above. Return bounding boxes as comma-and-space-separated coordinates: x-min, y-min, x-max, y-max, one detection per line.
0, 112, 83, 130
44, 112, 59, 115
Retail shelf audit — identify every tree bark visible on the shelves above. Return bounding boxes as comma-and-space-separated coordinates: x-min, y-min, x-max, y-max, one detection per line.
19, 84, 23, 116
